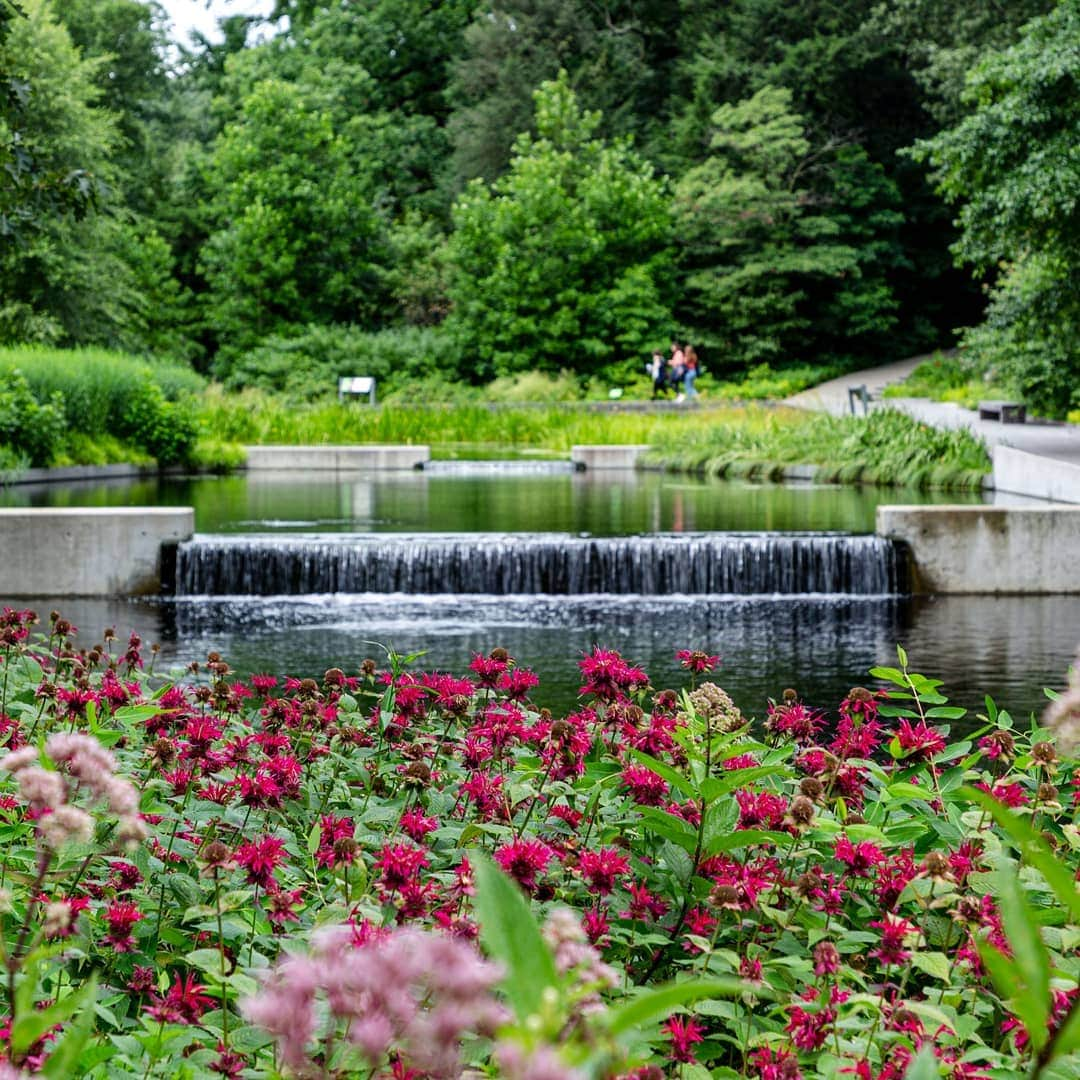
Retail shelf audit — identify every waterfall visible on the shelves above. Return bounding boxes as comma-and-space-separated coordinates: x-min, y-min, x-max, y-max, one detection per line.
175, 533, 906, 597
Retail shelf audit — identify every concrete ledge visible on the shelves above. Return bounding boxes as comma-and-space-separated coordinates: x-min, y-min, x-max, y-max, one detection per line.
876, 505, 1080, 594
993, 445, 1080, 504
0, 508, 194, 597
244, 445, 429, 471
570, 445, 652, 470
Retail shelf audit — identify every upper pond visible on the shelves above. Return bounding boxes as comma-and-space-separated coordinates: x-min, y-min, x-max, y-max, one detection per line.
0, 465, 982, 534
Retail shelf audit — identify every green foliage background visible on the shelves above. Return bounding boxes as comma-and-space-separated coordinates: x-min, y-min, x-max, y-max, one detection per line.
0, 0, 1073, 412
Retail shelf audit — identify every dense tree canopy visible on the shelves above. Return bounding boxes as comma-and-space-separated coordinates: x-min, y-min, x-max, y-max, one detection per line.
447, 75, 672, 379
0, 0, 1072, 408
915, 0, 1080, 416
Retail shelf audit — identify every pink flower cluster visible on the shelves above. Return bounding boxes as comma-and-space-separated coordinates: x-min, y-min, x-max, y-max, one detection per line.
1, 732, 144, 850
242, 923, 507, 1075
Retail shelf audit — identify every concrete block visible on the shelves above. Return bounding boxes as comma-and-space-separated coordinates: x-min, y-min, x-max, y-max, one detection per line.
876, 505, 1080, 594
992, 445, 1080, 505
244, 445, 429, 471
570, 444, 652, 470
0, 508, 194, 597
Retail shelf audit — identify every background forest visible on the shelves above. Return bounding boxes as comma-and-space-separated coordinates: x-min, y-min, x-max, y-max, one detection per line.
1, 0, 1077, 414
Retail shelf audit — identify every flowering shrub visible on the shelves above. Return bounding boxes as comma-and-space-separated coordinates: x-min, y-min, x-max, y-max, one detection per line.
0, 608, 1077, 1077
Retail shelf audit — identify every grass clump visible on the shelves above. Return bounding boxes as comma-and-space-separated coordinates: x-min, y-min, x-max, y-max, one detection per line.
196, 386, 742, 454
882, 350, 1014, 410
645, 405, 991, 489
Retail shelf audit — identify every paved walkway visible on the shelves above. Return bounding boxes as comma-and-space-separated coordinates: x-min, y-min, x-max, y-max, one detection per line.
785, 355, 1080, 467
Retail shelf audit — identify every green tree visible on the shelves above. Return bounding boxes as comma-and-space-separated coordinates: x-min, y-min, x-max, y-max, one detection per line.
914, 0, 1080, 416
673, 86, 902, 372
446, 74, 673, 380
447, 1, 679, 190
200, 78, 387, 365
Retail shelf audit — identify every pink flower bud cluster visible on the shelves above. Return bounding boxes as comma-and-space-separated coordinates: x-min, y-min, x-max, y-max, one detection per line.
541, 907, 617, 1018
1, 734, 145, 851
242, 924, 507, 1076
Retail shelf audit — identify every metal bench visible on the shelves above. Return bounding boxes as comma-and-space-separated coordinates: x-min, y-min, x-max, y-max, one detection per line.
978, 400, 1025, 423
338, 376, 376, 405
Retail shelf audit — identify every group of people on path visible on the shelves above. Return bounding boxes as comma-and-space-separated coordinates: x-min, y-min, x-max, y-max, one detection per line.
649, 342, 699, 401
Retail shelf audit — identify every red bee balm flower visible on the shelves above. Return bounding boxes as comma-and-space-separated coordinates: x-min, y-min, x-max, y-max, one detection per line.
145, 972, 215, 1023
103, 899, 143, 952
663, 1015, 705, 1063
579, 847, 630, 894
236, 836, 287, 888
493, 839, 553, 893
676, 649, 720, 673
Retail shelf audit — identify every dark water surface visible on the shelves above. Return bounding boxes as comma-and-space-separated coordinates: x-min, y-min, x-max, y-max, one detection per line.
0, 468, 982, 535
21, 593, 1078, 724
5, 468, 1071, 724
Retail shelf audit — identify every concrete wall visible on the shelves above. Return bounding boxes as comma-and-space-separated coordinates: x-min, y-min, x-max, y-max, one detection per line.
244, 445, 429, 470
0, 508, 193, 597
571, 445, 652, 470
876, 505, 1080, 594
993, 445, 1080, 504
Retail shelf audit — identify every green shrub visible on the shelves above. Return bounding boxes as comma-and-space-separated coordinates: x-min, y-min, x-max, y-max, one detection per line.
485, 370, 584, 403
225, 324, 460, 399
882, 350, 1014, 409
119, 382, 198, 466
0, 346, 204, 466
0, 368, 66, 467
710, 361, 844, 400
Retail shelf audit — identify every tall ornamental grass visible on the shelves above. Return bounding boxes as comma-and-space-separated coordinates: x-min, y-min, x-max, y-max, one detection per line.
645, 406, 991, 490
0, 346, 204, 465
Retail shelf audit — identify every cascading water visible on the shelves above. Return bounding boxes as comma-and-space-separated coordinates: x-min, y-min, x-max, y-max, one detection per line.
175, 532, 907, 597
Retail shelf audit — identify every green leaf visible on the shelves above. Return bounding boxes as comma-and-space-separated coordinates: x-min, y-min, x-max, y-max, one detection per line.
637, 807, 697, 852
869, 666, 906, 685
977, 939, 1045, 1050
960, 787, 1080, 922
40, 974, 100, 1079
12, 973, 99, 1056
902, 1046, 942, 1078
896, 644, 908, 668
471, 852, 557, 1024
605, 977, 756, 1036
910, 951, 952, 982
924, 706, 966, 719
886, 782, 934, 801
706, 829, 788, 857
995, 867, 1051, 1043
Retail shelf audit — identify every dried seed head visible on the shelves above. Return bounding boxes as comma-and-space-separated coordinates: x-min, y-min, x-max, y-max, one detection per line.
1031, 740, 1058, 765
360, 659, 377, 677
789, 796, 815, 825
404, 761, 432, 787
799, 776, 824, 800
201, 841, 233, 870
710, 883, 741, 910
923, 852, 951, 880
1037, 782, 1059, 804
782, 688, 798, 704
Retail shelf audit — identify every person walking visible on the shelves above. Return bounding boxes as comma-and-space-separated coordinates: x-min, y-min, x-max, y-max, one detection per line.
683, 345, 699, 400
648, 351, 667, 398
671, 342, 686, 402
